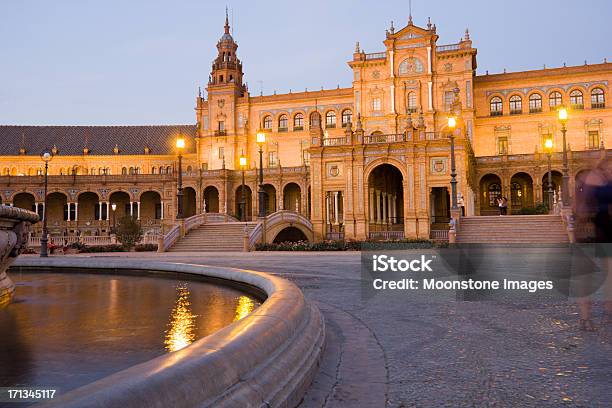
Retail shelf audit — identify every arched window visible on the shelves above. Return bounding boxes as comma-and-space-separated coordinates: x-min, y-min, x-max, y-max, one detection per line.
309, 112, 321, 128
325, 111, 336, 128
167, 166, 172, 174
570, 90, 584, 109
488, 183, 501, 206
90, 168, 96, 175
549, 91, 562, 109
151, 167, 157, 175
121, 167, 127, 175
341, 109, 352, 127
293, 113, 304, 130
263, 115, 272, 129
407, 92, 417, 113
278, 114, 288, 131
528, 93, 542, 113
159, 167, 166, 175
509, 95, 522, 114
490, 96, 503, 116
398, 57, 424, 74
591, 88, 605, 109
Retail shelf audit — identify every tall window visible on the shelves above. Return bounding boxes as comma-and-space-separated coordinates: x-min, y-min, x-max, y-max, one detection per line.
549, 91, 562, 109
591, 88, 605, 108
528, 94, 542, 113
325, 111, 337, 128
309, 112, 321, 128
497, 136, 509, 155
570, 90, 584, 109
372, 97, 381, 111
588, 131, 600, 149
263, 115, 272, 129
407, 92, 417, 113
268, 151, 277, 167
294, 113, 304, 130
278, 114, 288, 131
341, 109, 352, 127
488, 183, 501, 206
490, 96, 503, 116
509, 95, 522, 114
444, 91, 454, 112
218, 146, 224, 160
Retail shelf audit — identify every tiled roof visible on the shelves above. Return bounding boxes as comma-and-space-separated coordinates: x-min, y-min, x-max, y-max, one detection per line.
0, 125, 197, 156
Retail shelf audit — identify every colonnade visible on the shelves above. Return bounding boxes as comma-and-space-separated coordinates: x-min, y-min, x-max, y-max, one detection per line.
369, 188, 398, 224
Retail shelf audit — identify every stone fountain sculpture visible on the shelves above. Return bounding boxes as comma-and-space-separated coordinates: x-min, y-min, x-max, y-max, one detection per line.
0, 205, 39, 307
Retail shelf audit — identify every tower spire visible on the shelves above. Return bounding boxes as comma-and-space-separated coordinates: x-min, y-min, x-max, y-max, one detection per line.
408, 0, 413, 24
224, 6, 230, 34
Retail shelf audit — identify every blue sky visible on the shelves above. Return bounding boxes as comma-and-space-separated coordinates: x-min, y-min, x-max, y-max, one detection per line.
1, 0, 610, 125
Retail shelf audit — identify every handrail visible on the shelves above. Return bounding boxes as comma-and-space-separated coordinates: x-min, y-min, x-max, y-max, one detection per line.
365, 51, 386, 60
364, 133, 405, 144
437, 43, 461, 52
162, 225, 180, 251
323, 137, 348, 146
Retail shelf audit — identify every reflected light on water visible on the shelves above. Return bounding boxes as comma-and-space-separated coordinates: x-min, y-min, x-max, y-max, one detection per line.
233, 296, 256, 322
164, 284, 197, 352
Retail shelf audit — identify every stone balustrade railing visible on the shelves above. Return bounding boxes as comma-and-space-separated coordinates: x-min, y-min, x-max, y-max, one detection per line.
0, 205, 39, 307
28, 234, 160, 247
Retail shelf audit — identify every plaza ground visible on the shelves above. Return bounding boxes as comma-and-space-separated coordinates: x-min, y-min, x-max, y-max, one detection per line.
26, 250, 612, 407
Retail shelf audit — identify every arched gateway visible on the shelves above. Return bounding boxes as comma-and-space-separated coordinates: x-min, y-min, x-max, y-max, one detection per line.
367, 163, 404, 239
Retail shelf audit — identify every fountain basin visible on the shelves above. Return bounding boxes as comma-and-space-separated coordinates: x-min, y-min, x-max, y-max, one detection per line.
13, 257, 325, 408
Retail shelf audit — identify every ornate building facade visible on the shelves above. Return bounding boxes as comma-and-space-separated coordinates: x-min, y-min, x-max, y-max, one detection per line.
1, 14, 610, 242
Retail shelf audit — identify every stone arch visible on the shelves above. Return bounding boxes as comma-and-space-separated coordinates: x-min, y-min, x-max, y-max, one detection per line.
109, 191, 132, 222
183, 187, 197, 218
12, 192, 36, 212
140, 191, 162, 222
366, 163, 405, 237
541, 170, 562, 208
46, 191, 68, 231
263, 184, 277, 215
479, 173, 502, 215
282, 182, 301, 212
272, 226, 309, 243
509, 172, 534, 211
203, 185, 220, 213
235, 184, 252, 221
77, 192, 100, 223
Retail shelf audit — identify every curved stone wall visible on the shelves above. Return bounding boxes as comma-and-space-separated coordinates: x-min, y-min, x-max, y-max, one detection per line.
13, 258, 325, 408
0, 205, 38, 307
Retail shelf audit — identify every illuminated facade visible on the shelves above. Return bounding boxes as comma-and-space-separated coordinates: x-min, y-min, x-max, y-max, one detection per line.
1, 14, 610, 241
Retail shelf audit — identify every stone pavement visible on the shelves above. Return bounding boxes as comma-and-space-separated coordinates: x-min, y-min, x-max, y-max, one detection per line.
39, 251, 612, 407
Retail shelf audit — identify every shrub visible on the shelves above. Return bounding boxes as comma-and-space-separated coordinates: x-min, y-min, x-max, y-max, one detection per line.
134, 243, 158, 252
79, 244, 125, 253
115, 216, 143, 250
255, 238, 443, 251
515, 203, 549, 215
69, 241, 87, 251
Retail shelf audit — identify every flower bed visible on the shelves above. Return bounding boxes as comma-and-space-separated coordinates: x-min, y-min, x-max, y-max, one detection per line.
255, 239, 447, 251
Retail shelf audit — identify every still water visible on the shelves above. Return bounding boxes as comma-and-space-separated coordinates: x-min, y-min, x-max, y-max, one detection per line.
0, 271, 260, 395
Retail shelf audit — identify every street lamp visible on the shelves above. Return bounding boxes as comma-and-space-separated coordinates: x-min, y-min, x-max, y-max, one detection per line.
544, 137, 554, 212
256, 128, 266, 218
447, 116, 458, 211
111, 203, 117, 232
239, 152, 247, 221
39, 149, 53, 257
557, 106, 570, 206
176, 136, 185, 219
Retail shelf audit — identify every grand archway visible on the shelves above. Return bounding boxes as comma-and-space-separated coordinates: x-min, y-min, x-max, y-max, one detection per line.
13, 192, 36, 212
283, 183, 301, 212
77, 192, 99, 226
479, 174, 502, 215
273, 226, 308, 243
46, 192, 68, 234
510, 172, 534, 212
367, 164, 404, 238
203, 186, 219, 213
183, 187, 197, 218
235, 185, 252, 221
140, 191, 162, 224
263, 184, 277, 215
541, 170, 562, 208
109, 191, 131, 231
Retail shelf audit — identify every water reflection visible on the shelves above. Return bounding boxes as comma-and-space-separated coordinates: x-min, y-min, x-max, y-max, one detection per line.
234, 296, 256, 322
164, 284, 197, 352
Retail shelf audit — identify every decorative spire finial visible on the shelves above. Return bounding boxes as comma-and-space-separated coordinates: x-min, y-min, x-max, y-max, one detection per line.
390, 21, 395, 34
224, 6, 230, 34
464, 28, 470, 40
427, 17, 432, 30
355, 41, 360, 53
408, 0, 413, 24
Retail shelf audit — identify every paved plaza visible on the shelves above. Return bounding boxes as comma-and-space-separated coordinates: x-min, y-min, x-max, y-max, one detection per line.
47, 250, 611, 408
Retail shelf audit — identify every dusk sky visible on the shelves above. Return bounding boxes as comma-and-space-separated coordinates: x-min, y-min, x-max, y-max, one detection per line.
2, 0, 610, 125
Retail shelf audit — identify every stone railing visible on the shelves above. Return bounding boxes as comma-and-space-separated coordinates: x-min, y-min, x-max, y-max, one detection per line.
248, 210, 313, 249
437, 43, 461, 52
364, 133, 405, 144
159, 225, 180, 252
13, 258, 324, 408
28, 234, 160, 247
0, 205, 39, 307
365, 51, 386, 60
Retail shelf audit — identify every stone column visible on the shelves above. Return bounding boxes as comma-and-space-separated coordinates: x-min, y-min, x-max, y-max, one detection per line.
333, 191, 339, 225
325, 193, 331, 225
67, 203, 71, 222
74, 202, 78, 222
106, 202, 110, 220
369, 188, 375, 222
382, 192, 387, 224
136, 202, 141, 220
376, 191, 382, 224
129, 202, 134, 217
160, 201, 165, 220
98, 202, 103, 220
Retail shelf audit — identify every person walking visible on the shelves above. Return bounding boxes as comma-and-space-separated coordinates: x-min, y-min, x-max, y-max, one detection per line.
497, 197, 504, 216
501, 196, 508, 215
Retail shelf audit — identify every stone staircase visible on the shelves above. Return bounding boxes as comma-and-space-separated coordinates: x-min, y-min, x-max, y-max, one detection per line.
169, 222, 259, 252
456, 215, 570, 244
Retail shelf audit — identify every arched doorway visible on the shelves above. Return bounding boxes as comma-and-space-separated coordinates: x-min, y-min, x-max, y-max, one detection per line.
283, 183, 301, 212
46, 192, 68, 234
367, 164, 404, 238
263, 184, 276, 215
109, 191, 131, 231
541, 170, 562, 208
203, 186, 219, 213
273, 226, 308, 243
140, 191, 162, 225
77, 192, 99, 228
13, 192, 36, 212
183, 187, 197, 218
510, 172, 534, 212
235, 185, 252, 221
479, 174, 502, 215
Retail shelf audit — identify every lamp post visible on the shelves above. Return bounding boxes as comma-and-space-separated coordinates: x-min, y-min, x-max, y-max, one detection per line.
544, 137, 554, 212
447, 116, 458, 211
558, 106, 570, 206
239, 152, 247, 221
256, 128, 266, 218
39, 150, 53, 257
175, 136, 185, 219
111, 203, 117, 232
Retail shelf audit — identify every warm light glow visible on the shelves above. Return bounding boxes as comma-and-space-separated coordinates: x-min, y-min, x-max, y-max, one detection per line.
447, 116, 457, 129
256, 129, 266, 144
41, 152, 52, 162
544, 138, 553, 150
111, 203, 117, 211
239, 155, 247, 167
164, 284, 197, 352
176, 137, 185, 149
558, 106, 568, 121
233, 295, 256, 322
